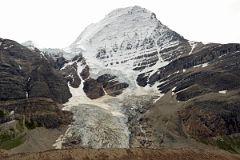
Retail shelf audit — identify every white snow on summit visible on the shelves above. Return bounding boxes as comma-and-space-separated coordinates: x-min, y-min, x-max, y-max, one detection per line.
70, 6, 158, 52
66, 6, 186, 72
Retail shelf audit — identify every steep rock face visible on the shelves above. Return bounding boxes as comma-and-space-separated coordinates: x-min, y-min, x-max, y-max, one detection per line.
68, 6, 191, 71
97, 74, 129, 96
61, 62, 81, 88
0, 98, 72, 128
137, 43, 240, 100
136, 42, 240, 139
61, 54, 89, 89
83, 78, 105, 99
0, 38, 71, 103
179, 93, 240, 138
41, 48, 70, 69
45, 55, 68, 70
22, 42, 69, 70
80, 65, 90, 80
82, 74, 129, 99
28, 63, 71, 103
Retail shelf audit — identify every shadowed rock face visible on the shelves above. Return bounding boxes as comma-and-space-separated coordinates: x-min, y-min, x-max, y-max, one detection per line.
83, 78, 105, 99
46, 55, 68, 70
97, 74, 129, 96
0, 98, 72, 129
0, 38, 71, 103
28, 63, 71, 103
61, 62, 81, 88
80, 65, 90, 80
82, 74, 129, 99
179, 93, 240, 138
0, 38, 73, 133
136, 43, 240, 138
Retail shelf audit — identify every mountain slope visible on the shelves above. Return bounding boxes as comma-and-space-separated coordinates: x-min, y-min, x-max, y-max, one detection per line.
58, 6, 240, 152
0, 38, 72, 150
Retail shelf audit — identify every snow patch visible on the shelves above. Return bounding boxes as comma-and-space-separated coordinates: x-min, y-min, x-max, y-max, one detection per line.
194, 62, 209, 68
153, 94, 164, 103
219, 90, 227, 94
171, 87, 176, 96
188, 41, 197, 55
202, 63, 208, 68
53, 135, 64, 149
9, 110, 14, 116
174, 70, 180, 74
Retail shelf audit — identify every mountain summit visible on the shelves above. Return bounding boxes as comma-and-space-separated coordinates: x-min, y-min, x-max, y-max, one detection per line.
68, 6, 191, 71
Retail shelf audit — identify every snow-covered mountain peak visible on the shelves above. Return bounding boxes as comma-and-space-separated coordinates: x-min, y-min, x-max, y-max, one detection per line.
104, 5, 154, 20
64, 6, 191, 95
69, 6, 162, 56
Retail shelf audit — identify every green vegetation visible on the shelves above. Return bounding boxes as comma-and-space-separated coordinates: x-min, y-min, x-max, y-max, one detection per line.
215, 138, 237, 153
0, 131, 15, 142
0, 134, 26, 150
0, 119, 26, 150
197, 136, 240, 154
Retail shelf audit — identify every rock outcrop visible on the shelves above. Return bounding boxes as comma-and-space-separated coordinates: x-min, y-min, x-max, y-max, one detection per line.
0, 98, 72, 129
83, 78, 105, 99
97, 74, 129, 96
179, 93, 240, 138
0, 38, 71, 103
61, 62, 81, 88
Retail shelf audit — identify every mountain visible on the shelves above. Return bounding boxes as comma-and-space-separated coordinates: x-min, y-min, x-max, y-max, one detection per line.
62, 5, 193, 99
1, 5, 240, 157
59, 6, 240, 152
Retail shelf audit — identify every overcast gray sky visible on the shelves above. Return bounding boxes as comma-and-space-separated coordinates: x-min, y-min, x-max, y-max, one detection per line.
0, 0, 239, 48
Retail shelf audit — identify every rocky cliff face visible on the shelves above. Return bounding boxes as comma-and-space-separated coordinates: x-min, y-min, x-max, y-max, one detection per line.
0, 98, 72, 129
0, 38, 73, 149
0, 38, 71, 103
136, 42, 240, 140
